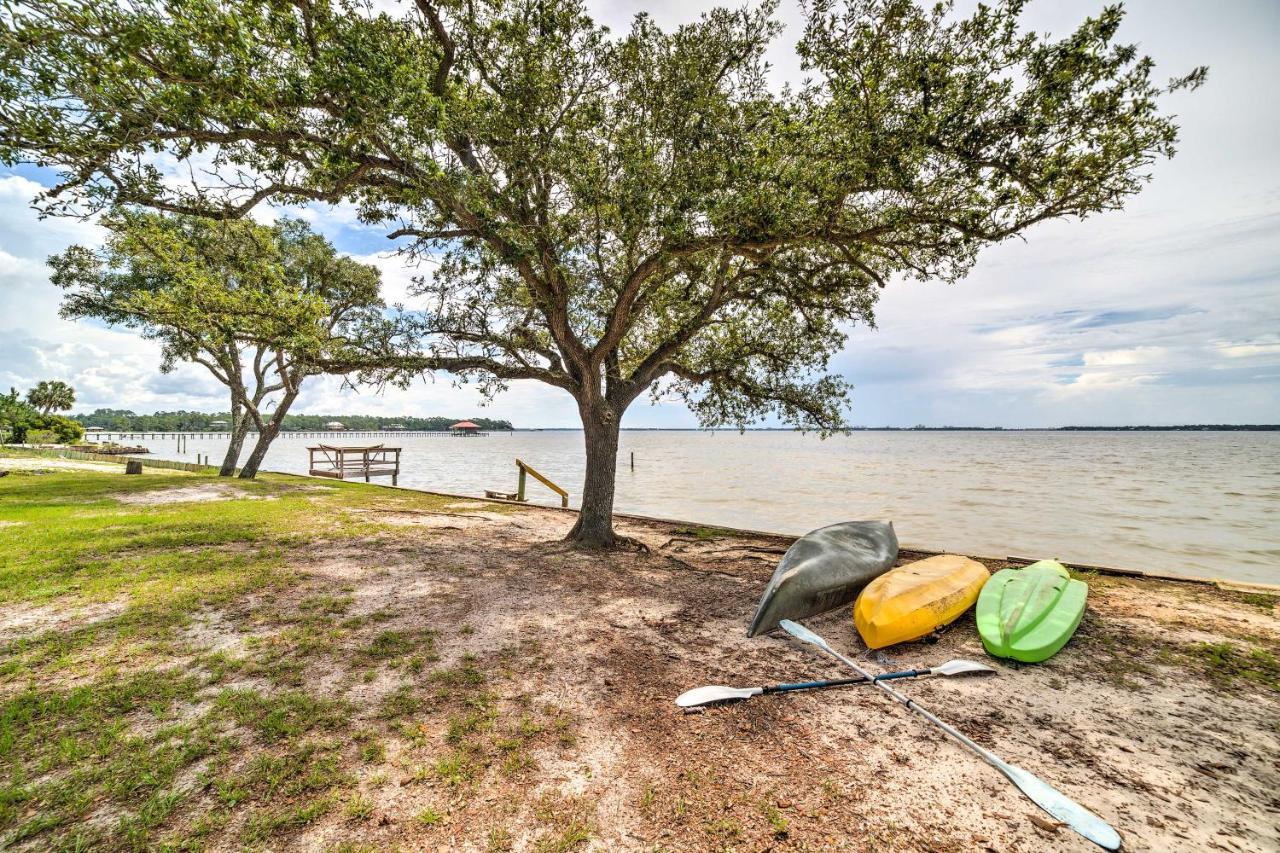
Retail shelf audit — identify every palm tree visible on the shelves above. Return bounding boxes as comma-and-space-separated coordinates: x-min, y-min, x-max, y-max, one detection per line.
26, 380, 76, 415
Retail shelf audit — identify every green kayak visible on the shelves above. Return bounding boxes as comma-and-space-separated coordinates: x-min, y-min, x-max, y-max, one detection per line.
976, 560, 1086, 663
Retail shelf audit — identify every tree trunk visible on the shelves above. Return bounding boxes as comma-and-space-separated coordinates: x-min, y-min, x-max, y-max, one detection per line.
565, 406, 620, 547
237, 391, 298, 479
236, 421, 276, 480
219, 410, 250, 477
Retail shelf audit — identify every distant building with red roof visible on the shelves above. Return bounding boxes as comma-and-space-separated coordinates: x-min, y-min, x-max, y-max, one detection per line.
450, 420, 480, 435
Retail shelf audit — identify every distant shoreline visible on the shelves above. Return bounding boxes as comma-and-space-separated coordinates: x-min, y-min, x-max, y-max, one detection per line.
516, 425, 1280, 432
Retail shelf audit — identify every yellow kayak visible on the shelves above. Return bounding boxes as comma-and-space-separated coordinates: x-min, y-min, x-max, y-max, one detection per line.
854, 555, 990, 649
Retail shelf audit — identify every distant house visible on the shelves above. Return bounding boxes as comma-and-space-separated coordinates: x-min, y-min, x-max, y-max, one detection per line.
383, 424, 406, 431
209, 420, 229, 430
325, 421, 346, 431
84, 426, 105, 432
450, 420, 480, 436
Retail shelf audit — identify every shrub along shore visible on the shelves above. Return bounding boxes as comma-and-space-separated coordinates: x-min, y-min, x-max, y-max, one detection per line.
0, 448, 1276, 851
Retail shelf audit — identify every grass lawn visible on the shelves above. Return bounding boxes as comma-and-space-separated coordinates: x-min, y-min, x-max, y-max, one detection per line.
0, 459, 577, 851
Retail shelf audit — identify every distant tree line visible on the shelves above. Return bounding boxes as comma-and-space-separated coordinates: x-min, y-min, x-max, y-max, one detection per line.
73, 410, 513, 432
1058, 425, 1278, 432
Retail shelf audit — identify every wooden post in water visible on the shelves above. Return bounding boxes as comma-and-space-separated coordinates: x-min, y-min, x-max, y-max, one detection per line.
630, 451, 634, 470
517, 465, 527, 501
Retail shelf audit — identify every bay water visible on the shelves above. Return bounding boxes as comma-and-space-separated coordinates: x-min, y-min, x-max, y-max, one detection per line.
116, 429, 1278, 585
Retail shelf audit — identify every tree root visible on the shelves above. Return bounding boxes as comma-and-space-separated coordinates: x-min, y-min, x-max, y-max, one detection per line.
718, 545, 788, 555
658, 537, 785, 556
614, 534, 651, 553
563, 532, 651, 553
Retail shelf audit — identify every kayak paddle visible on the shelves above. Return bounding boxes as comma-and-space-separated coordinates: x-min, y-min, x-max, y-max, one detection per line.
675, 659, 994, 708
779, 620, 1121, 851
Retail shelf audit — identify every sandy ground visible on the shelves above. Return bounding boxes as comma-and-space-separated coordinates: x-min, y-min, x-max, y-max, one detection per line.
250, 501, 1277, 851
0, 454, 124, 472
114, 483, 276, 504
6, 476, 1277, 851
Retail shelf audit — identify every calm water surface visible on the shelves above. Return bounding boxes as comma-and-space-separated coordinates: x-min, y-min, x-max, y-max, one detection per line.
118, 430, 1279, 584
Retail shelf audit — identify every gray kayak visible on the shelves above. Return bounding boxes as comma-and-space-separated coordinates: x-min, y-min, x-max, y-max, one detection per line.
747, 521, 898, 637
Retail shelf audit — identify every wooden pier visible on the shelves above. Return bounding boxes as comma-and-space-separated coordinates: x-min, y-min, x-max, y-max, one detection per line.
307, 444, 402, 485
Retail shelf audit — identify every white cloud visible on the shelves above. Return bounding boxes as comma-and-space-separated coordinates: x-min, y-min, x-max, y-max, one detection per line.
345, 250, 436, 311
1215, 339, 1280, 359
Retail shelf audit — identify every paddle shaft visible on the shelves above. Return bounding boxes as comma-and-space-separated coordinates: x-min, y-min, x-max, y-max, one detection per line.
789, 628, 1120, 850
766, 668, 929, 694
807, 642, 1009, 769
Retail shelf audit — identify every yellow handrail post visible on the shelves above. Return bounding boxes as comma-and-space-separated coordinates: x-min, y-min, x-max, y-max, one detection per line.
517, 465, 527, 501
515, 458, 568, 507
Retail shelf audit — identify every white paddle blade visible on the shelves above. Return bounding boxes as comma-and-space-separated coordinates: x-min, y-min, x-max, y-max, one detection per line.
675, 685, 762, 708
999, 761, 1121, 851
778, 619, 830, 652
931, 659, 997, 677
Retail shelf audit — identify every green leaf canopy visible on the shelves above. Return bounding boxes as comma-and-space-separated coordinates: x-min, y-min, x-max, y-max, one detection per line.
1, 0, 1203, 428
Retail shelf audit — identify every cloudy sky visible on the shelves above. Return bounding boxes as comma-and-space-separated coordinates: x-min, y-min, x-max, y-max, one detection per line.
1, 0, 1277, 428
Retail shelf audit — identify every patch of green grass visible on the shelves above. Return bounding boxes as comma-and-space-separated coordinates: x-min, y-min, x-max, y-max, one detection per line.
214, 688, 350, 742
705, 817, 742, 840
0, 465, 452, 607
763, 803, 789, 837
534, 821, 591, 852
214, 743, 350, 808
1189, 641, 1280, 692
446, 700, 497, 744
515, 715, 545, 737
531, 794, 594, 852
487, 825, 514, 851
501, 750, 537, 775
379, 685, 422, 719
344, 793, 375, 821
0, 468, 392, 688
429, 655, 487, 694
359, 738, 386, 764
242, 794, 334, 842
298, 593, 353, 616
432, 750, 478, 786
361, 628, 437, 665
1236, 592, 1279, 612
415, 806, 445, 826
0, 667, 355, 848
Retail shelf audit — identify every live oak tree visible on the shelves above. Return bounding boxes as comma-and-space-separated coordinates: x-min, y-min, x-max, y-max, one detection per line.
26, 381, 76, 415
1, 0, 1203, 545
49, 213, 385, 477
